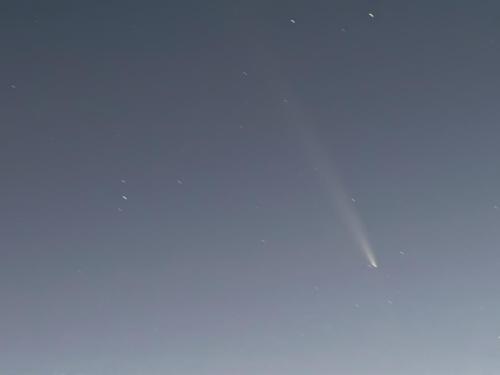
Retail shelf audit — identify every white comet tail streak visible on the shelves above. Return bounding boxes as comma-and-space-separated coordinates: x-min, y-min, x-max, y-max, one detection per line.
284, 107, 379, 269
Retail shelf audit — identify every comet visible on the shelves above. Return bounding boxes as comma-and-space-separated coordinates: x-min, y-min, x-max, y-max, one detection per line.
285, 108, 379, 269
276, 86, 379, 268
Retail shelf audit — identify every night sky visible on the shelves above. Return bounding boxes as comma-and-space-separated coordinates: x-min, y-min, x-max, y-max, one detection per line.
2, 1, 500, 374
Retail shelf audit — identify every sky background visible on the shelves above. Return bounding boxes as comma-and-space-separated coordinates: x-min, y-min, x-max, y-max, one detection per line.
2, 1, 500, 374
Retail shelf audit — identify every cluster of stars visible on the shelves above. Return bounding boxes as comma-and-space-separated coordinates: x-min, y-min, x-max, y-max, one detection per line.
116, 178, 184, 212
119, 179, 128, 212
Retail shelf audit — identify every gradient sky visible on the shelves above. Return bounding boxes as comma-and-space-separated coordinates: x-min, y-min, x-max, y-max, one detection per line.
2, 1, 500, 374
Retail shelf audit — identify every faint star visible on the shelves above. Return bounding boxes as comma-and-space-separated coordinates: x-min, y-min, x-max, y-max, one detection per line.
10, 84, 16, 89
176, 179, 183, 185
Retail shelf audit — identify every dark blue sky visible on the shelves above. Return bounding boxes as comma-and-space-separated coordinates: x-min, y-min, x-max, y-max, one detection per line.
2, 1, 500, 374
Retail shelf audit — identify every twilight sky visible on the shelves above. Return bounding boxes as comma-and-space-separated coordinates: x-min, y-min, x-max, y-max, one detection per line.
2, 1, 500, 374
